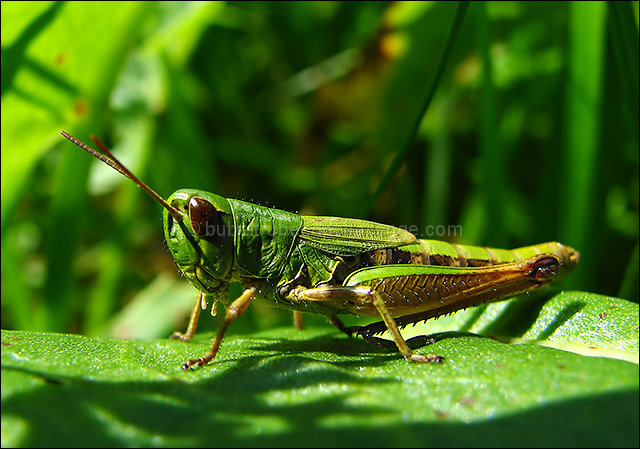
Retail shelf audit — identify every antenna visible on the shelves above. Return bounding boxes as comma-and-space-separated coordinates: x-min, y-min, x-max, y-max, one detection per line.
60, 130, 184, 221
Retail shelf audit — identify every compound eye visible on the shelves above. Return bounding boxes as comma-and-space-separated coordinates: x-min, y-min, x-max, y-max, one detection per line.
189, 197, 221, 238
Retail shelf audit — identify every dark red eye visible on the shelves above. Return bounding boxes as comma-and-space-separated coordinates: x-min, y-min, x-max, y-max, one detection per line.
189, 197, 222, 238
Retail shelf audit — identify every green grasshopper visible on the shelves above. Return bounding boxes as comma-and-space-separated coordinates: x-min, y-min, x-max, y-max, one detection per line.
61, 131, 580, 369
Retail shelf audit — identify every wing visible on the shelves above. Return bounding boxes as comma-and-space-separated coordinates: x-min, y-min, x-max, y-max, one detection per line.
300, 216, 416, 256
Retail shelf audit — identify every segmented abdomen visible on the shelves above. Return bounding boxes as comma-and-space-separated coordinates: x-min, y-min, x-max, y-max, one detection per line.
359, 240, 578, 270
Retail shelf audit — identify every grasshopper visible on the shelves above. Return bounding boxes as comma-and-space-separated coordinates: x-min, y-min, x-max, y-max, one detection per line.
61, 131, 580, 369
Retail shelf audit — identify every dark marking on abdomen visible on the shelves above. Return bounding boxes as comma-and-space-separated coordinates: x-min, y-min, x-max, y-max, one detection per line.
391, 248, 412, 264
359, 247, 422, 269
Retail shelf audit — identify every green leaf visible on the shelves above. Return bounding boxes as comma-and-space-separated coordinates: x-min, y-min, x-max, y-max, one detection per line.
401, 290, 639, 364
1, 1, 149, 231
2, 291, 638, 447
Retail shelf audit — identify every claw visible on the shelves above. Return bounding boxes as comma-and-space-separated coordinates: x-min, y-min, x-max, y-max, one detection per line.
171, 332, 190, 341
182, 357, 205, 370
407, 352, 443, 363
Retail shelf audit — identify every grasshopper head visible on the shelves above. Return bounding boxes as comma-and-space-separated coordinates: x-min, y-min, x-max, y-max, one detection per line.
59, 132, 236, 301
164, 189, 235, 295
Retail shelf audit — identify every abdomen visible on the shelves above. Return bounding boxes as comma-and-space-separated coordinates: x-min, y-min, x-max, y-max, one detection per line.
357, 240, 579, 272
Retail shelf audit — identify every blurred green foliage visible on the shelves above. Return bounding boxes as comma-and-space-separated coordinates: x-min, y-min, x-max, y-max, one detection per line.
1, 1, 638, 341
